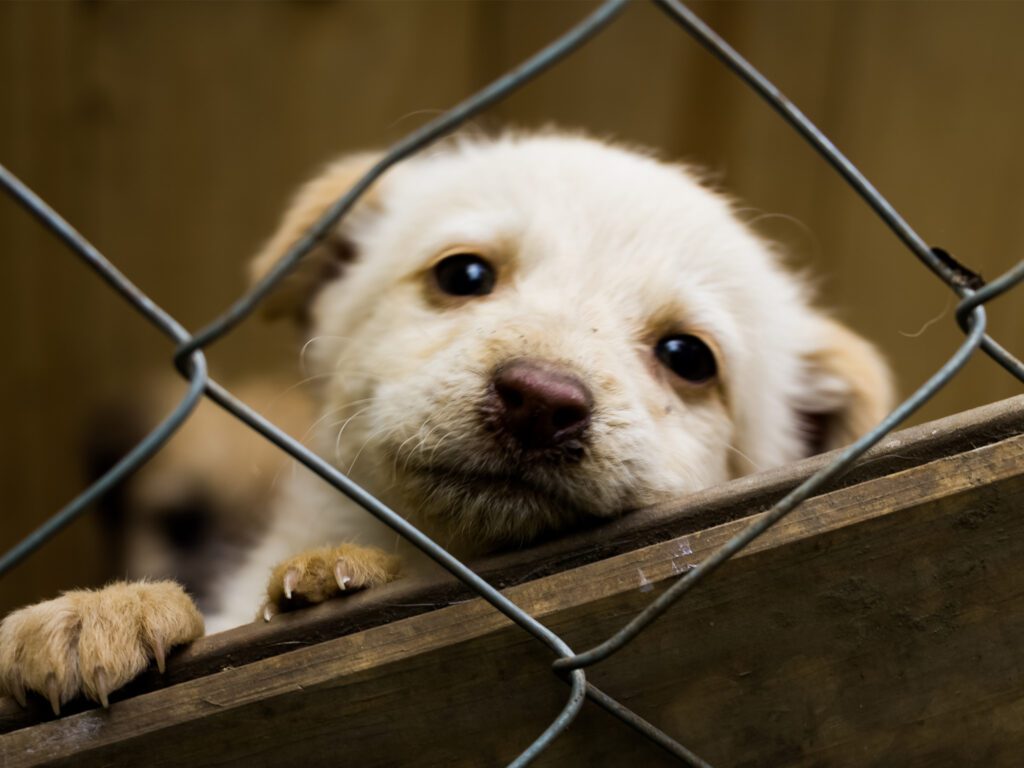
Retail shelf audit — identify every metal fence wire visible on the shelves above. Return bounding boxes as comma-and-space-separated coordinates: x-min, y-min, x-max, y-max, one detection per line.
2, 0, 1023, 765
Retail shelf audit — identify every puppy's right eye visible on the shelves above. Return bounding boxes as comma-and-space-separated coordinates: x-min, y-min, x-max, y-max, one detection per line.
655, 334, 717, 384
433, 253, 496, 297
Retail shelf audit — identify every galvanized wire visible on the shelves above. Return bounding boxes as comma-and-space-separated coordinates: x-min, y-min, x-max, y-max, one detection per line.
582, 682, 714, 768
957, 260, 1024, 332
0, 164, 209, 579
1, 0, 1022, 766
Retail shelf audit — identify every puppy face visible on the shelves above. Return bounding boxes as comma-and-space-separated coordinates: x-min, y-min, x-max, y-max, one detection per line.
253, 133, 894, 553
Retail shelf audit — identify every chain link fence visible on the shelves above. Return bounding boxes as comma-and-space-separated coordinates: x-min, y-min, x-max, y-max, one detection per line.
2, 0, 1022, 765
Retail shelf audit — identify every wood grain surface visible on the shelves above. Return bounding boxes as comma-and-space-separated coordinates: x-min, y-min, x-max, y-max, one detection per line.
2, 396, 1022, 766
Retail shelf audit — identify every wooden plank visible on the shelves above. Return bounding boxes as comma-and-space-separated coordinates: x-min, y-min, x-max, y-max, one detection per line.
0, 394, 1021, 737
2, 408, 1023, 765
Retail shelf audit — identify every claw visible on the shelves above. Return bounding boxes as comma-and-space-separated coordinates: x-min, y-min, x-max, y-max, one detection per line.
283, 568, 300, 600
45, 674, 61, 717
334, 559, 352, 591
10, 682, 26, 708
94, 667, 110, 709
262, 603, 275, 623
152, 636, 166, 675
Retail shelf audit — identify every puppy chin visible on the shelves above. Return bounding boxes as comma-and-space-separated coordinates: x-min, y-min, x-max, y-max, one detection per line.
386, 444, 631, 553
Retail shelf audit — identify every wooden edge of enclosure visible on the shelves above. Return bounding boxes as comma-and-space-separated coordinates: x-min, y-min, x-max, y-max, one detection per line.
0, 394, 1022, 741
4, 410, 1023, 766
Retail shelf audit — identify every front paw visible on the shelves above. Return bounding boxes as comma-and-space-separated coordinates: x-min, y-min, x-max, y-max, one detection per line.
0, 581, 203, 714
262, 544, 401, 621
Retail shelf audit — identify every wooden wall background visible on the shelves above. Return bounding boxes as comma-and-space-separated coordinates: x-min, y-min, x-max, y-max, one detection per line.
0, 0, 1021, 615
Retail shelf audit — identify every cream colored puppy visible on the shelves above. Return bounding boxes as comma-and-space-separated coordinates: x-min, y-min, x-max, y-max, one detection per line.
0, 132, 893, 712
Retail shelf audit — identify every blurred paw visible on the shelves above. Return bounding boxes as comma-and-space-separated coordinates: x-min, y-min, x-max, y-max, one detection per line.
0, 581, 203, 714
262, 544, 400, 621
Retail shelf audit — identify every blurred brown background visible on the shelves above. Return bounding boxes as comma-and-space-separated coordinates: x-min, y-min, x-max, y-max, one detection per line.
0, 0, 1021, 615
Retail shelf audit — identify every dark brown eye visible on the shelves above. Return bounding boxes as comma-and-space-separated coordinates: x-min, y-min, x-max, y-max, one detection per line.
433, 253, 496, 297
656, 334, 717, 383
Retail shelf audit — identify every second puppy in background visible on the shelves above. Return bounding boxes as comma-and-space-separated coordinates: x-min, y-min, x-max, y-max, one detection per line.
85, 377, 313, 615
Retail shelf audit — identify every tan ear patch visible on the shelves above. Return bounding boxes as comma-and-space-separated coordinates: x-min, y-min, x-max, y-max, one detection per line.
798, 317, 896, 454
250, 151, 382, 323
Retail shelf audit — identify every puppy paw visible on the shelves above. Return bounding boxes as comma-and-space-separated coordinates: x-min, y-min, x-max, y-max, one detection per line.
262, 544, 401, 621
0, 581, 203, 714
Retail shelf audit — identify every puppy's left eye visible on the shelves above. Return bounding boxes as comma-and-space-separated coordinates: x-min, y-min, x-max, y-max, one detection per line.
433, 253, 496, 297
655, 334, 717, 383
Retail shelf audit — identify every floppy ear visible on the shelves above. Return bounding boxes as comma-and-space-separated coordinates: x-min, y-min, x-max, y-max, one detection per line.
250, 151, 382, 324
795, 317, 896, 455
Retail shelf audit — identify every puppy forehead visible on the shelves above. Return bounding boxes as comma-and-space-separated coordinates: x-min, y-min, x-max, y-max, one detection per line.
391, 136, 732, 247
375, 137, 772, 327
386, 141, 721, 254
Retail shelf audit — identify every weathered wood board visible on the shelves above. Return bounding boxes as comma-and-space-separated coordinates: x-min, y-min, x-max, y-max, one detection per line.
1, 395, 1023, 766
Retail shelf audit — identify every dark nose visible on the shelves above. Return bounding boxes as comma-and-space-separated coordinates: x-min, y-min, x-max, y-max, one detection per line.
492, 359, 593, 450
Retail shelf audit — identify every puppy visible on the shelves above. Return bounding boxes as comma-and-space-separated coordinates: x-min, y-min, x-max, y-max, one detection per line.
0, 131, 894, 712
84, 375, 312, 615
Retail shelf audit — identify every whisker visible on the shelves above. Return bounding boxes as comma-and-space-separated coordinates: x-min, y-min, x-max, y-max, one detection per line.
332, 406, 374, 463
409, 421, 447, 465
299, 335, 359, 376
426, 429, 457, 468
899, 295, 952, 338
724, 442, 765, 473
392, 430, 427, 481
304, 397, 376, 443
346, 422, 396, 475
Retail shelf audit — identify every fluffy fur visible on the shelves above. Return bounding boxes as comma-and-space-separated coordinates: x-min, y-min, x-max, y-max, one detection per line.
0, 131, 894, 707
0, 581, 202, 714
